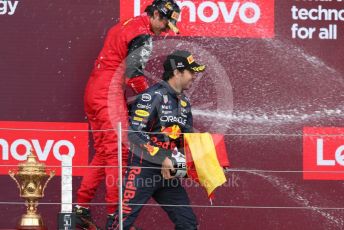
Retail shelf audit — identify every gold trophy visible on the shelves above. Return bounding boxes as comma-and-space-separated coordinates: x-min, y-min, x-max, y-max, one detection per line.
9, 150, 55, 230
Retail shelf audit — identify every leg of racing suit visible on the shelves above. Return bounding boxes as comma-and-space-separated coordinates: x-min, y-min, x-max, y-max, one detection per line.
77, 72, 129, 214
153, 179, 198, 230
109, 153, 197, 230
108, 162, 159, 230
76, 112, 106, 207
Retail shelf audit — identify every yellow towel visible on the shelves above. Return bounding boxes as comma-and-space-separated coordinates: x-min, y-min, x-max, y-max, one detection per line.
184, 133, 227, 197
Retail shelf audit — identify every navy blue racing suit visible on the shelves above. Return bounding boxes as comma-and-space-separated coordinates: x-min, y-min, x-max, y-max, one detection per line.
109, 81, 198, 230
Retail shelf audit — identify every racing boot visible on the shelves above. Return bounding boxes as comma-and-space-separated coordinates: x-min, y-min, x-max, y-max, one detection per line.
73, 205, 101, 230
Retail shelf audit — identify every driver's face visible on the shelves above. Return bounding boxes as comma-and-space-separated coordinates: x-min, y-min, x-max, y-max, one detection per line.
180, 69, 196, 91
150, 11, 170, 35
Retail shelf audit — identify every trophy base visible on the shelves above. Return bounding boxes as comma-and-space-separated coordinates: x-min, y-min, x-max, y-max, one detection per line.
17, 213, 46, 230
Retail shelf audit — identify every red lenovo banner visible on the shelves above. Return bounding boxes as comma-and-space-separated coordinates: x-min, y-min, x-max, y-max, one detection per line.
0, 121, 89, 176
120, 0, 275, 38
303, 127, 344, 180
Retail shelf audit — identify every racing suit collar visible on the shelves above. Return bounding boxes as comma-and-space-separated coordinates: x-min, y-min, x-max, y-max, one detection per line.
159, 80, 181, 98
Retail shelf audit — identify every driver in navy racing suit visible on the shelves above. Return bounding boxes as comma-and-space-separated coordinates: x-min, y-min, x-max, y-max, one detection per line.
108, 50, 206, 230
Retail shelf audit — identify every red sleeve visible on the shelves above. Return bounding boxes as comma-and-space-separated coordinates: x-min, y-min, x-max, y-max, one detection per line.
126, 75, 149, 94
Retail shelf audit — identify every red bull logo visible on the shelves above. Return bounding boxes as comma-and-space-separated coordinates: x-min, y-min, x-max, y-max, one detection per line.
162, 125, 182, 139
123, 167, 141, 214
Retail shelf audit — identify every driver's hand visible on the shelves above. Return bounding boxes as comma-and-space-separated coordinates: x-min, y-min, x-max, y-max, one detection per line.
161, 157, 175, 180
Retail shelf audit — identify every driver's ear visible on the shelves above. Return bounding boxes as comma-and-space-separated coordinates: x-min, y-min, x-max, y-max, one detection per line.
173, 69, 181, 77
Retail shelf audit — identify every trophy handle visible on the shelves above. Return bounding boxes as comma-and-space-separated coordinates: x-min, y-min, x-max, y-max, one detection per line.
42, 170, 55, 196
8, 170, 22, 194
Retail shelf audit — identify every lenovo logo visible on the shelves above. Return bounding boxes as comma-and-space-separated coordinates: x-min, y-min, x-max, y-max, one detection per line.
316, 138, 344, 167
0, 121, 89, 176
0, 139, 75, 161
120, 0, 275, 38
303, 127, 344, 180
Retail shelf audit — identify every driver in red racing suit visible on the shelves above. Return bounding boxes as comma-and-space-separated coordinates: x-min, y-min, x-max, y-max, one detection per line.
73, 1, 181, 229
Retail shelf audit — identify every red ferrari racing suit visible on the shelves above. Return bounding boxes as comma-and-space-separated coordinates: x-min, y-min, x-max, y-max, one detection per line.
77, 13, 154, 214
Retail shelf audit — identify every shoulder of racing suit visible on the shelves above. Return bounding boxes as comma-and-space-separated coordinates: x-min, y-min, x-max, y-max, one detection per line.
94, 14, 153, 72
122, 15, 153, 79
125, 34, 153, 78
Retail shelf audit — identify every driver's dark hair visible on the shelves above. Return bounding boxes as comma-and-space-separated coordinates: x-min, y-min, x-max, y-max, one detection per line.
145, 5, 159, 17
145, 5, 155, 16
162, 70, 173, 81
162, 69, 186, 81
145, 4, 167, 18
